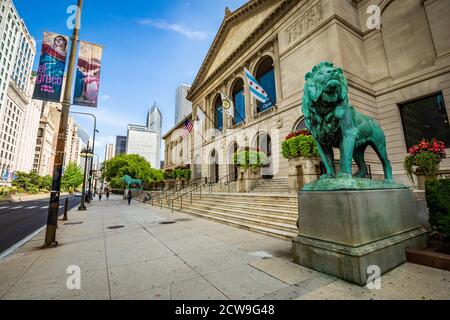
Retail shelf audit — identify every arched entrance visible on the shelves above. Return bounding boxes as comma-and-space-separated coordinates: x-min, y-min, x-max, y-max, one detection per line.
228, 142, 239, 182
209, 150, 219, 183
255, 132, 273, 179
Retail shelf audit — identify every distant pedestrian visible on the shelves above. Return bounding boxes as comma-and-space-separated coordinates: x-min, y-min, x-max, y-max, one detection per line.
105, 188, 110, 201
127, 189, 133, 205
98, 190, 103, 201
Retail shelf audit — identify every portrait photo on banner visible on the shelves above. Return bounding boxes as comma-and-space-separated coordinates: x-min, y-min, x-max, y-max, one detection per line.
32, 31, 69, 102
74, 41, 103, 108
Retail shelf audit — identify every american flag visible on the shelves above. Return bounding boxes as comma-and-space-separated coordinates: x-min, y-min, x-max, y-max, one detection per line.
182, 118, 193, 137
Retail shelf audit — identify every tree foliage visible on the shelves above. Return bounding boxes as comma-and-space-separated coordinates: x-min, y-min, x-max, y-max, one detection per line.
12, 172, 52, 194
102, 154, 164, 188
62, 162, 84, 192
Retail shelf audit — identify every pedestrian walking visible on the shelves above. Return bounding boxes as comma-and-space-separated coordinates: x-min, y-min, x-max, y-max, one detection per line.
105, 187, 110, 201
127, 189, 133, 205
98, 190, 103, 201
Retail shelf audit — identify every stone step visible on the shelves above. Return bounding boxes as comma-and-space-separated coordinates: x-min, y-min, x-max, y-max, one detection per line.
186, 196, 298, 212
171, 201, 298, 223
190, 192, 298, 202
187, 194, 298, 207
170, 204, 298, 237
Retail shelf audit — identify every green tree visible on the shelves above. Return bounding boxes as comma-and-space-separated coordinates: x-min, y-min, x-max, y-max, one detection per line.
102, 154, 164, 188
62, 162, 84, 192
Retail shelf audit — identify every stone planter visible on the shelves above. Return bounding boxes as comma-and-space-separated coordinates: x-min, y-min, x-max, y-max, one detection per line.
415, 172, 426, 190
164, 179, 176, 190
288, 157, 321, 195
236, 166, 262, 193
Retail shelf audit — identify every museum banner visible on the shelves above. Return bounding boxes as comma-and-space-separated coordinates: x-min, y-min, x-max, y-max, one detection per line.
73, 41, 103, 108
32, 32, 69, 102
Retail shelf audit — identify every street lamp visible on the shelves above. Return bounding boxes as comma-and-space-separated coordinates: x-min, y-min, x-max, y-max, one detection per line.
78, 142, 94, 211
70, 111, 98, 204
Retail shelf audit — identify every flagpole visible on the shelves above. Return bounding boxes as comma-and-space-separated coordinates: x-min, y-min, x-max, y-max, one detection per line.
193, 107, 208, 143
196, 104, 216, 129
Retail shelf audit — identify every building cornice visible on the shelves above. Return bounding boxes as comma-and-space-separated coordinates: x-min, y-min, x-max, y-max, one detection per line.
7, 81, 29, 107
187, 0, 297, 101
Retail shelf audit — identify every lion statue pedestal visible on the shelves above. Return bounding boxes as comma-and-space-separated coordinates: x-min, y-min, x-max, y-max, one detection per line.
292, 62, 427, 286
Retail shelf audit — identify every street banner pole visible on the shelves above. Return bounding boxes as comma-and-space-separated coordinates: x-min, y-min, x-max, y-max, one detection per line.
43, 0, 84, 247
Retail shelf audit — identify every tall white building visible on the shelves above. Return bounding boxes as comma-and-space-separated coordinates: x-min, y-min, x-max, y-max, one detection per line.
105, 144, 115, 162
0, 0, 36, 179
147, 103, 162, 169
174, 84, 192, 124
15, 77, 40, 172
126, 124, 158, 169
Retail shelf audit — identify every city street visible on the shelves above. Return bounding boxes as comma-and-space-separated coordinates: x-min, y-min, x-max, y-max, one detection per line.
0, 196, 449, 300
0, 196, 79, 254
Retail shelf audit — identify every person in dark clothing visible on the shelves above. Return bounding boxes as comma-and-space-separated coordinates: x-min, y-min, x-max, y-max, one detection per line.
105, 188, 110, 201
127, 190, 132, 205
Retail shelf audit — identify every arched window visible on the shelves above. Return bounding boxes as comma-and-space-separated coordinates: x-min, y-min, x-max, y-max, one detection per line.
255, 56, 277, 113
295, 118, 307, 132
231, 78, 245, 125
213, 94, 223, 131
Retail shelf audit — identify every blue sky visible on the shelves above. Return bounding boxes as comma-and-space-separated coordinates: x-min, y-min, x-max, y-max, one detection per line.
15, 0, 247, 163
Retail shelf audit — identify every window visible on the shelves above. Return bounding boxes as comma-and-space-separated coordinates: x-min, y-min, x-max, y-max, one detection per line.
399, 93, 450, 149
231, 78, 245, 125
295, 118, 308, 132
213, 94, 223, 131
255, 56, 277, 113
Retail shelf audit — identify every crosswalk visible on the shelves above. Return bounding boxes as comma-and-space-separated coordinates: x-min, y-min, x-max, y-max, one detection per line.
0, 204, 67, 211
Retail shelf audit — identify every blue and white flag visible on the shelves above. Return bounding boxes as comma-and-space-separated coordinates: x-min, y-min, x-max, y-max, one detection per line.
244, 67, 270, 104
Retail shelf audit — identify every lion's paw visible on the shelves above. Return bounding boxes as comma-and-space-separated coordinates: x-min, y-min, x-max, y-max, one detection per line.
336, 173, 352, 179
320, 174, 334, 180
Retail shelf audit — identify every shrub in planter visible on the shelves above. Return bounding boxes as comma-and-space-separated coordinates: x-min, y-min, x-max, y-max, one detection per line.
405, 139, 446, 182
164, 169, 175, 180
234, 150, 269, 169
425, 179, 450, 240
282, 130, 319, 159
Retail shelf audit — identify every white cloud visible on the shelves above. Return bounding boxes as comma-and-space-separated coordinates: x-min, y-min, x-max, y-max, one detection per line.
137, 19, 208, 40
101, 94, 111, 101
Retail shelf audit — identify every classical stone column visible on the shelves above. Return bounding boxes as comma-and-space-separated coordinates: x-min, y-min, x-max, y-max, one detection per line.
273, 37, 283, 102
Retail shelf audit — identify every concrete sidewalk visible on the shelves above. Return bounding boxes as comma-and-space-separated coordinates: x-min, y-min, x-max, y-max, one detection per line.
0, 195, 449, 300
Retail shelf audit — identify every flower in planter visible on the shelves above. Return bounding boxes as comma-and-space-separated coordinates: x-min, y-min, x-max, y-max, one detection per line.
405, 138, 447, 182
282, 131, 319, 159
234, 150, 269, 169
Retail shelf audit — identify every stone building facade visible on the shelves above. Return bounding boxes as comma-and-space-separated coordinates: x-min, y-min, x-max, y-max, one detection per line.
163, 115, 193, 171
183, 0, 450, 186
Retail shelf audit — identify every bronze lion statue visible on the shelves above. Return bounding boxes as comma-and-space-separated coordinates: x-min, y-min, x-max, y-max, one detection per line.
302, 61, 393, 182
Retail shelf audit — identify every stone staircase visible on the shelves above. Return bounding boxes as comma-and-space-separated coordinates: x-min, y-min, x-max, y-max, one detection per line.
159, 191, 299, 240
252, 178, 289, 194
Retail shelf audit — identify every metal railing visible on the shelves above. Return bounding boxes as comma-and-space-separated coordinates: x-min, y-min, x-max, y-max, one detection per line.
167, 173, 238, 213
218, 172, 236, 194
151, 178, 204, 209
168, 180, 211, 213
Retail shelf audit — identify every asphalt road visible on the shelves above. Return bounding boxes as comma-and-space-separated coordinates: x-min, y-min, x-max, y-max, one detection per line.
0, 196, 80, 254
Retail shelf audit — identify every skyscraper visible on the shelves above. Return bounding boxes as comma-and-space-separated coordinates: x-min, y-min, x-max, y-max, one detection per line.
147, 103, 162, 169
175, 84, 192, 124
0, 0, 36, 179
115, 136, 127, 156
105, 144, 115, 162
126, 124, 158, 168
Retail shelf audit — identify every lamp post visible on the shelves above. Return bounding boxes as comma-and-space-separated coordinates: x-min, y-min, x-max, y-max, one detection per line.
70, 111, 98, 204
43, 0, 83, 247
78, 142, 93, 211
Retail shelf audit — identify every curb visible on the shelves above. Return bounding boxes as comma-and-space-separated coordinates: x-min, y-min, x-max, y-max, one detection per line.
0, 226, 46, 261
